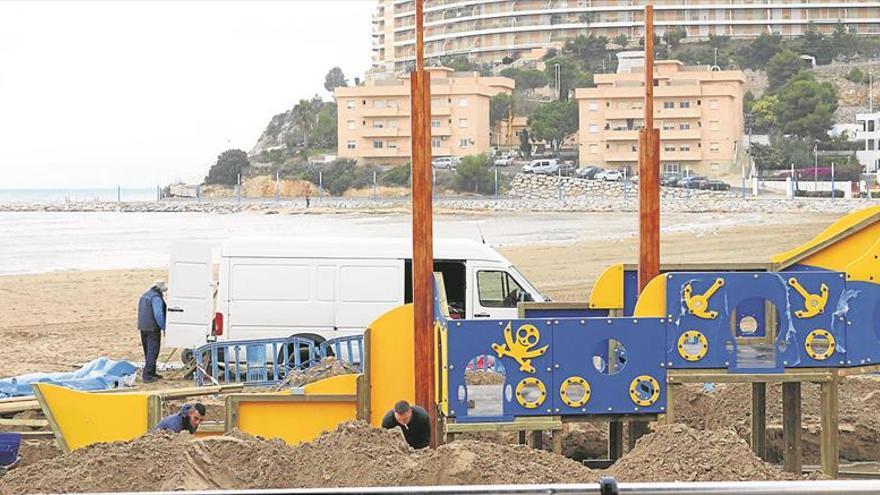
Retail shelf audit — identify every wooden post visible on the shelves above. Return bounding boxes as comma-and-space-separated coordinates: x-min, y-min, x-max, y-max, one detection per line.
630, 4, 660, 448
529, 430, 543, 450
782, 382, 803, 474
410, 0, 436, 449
751, 382, 767, 460
820, 377, 840, 477
608, 421, 624, 460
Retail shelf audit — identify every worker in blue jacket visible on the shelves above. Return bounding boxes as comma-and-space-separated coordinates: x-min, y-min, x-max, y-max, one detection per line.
156, 403, 206, 434
137, 280, 167, 383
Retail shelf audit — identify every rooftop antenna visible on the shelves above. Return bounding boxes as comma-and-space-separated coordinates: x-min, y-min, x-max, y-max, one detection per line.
476, 222, 487, 245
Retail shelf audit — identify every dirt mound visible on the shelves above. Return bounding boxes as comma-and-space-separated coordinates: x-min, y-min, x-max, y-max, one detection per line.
464, 370, 505, 385
274, 357, 359, 389
16, 440, 61, 468
673, 376, 880, 464
606, 424, 799, 482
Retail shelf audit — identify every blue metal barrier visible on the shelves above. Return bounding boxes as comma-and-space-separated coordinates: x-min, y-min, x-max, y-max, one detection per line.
194, 334, 363, 386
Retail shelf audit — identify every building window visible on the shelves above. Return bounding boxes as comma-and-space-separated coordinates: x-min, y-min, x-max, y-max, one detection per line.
710, 163, 720, 172
632, 100, 643, 110
662, 121, 674, 131
869, 139, 875, 151
459, 138, 470, 148
709, 121, 719, 131
387, 141, 397, 149
432, 138, 441, 148
664, 144, 676, 152
589, 124, 599, 133
589, 144, 598, 154
373, 121, 385, 129
680, 144, 690, 152
346, 140, 356, 150
373, 140, 383, 149
458, 97, 468, 107
710, 142, 720, 152
589, 101, 599, 112
618, 101, 628, 110
459, 118, 469, 128
709, 99, 719, 110
663, 101, 674, 109
347, 120, 356, 130
388, 99, 398, 108
373, 100, 386, 109
663, 163, 682, 173
346, 100, 355, 109
431, 119, 441, 128
679, 101, 690, 108
869, 120, 876, 132
631, 144, 638, 152
431, 97, 443, 107
679, 123, 690, 131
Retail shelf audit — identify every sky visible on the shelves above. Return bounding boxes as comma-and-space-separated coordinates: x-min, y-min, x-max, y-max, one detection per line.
0, 1, 374, 188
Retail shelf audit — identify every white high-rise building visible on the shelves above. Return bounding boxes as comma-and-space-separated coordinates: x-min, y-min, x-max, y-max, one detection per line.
856, 112, 880, 173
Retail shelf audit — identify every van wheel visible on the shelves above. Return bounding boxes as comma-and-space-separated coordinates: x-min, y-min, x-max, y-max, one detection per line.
279, 334, 326, 371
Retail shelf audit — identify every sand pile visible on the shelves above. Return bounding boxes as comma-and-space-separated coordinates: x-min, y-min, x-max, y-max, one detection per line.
464, 369, 505, 385
673, 376, 880, 463
274, 357, 359, 389
606, 424, 799, 482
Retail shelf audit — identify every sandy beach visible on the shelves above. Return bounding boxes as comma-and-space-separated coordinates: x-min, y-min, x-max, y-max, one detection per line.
0, 211, 839, 377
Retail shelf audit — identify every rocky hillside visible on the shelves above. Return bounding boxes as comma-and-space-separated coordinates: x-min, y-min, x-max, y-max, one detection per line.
249, 110, 298, 157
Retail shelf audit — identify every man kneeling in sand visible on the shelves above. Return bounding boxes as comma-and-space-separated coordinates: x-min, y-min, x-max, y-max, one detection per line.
156, 403, 206, 434
381, 400, 430, 449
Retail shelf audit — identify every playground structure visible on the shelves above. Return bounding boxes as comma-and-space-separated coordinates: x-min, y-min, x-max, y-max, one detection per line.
29, 206, 880, 479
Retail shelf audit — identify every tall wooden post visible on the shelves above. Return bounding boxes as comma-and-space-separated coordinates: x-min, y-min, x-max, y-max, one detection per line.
410, 0, 436, 448
629, 3, 660, 448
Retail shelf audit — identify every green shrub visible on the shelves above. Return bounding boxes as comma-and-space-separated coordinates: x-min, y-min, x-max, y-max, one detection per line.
454, 155, 494, 194
381, 164, 411, 187
845, 67, 866, 84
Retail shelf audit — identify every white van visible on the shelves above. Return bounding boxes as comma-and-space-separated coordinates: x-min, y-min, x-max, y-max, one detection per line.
163, 237, 545, 353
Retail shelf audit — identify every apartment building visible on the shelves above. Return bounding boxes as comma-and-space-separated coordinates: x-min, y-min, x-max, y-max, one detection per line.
336, 67, 514, 165
856, 111, 880, 172
373, 0, 880, 72
575, 60, 745, 179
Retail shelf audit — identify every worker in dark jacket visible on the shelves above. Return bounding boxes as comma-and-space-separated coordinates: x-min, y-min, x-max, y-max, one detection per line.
156, 403, 206, 434
381, 400, 431, 449
137, 281, 167, 383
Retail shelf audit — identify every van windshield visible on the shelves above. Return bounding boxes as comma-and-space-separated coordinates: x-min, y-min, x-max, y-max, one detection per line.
508, 265, 548, 302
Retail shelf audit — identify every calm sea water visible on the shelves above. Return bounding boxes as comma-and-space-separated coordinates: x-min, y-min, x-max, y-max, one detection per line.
0, 211, 770, 275
0, 188, 157, 203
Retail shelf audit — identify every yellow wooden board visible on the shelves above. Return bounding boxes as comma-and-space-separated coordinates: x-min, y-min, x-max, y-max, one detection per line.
588, 263, 624, 309
633, 274, 667, 318
368, 304, 415, 426
33, 383, 152, 452
846, 234, 880, 284
236, 400, 357, 445
303, 373, 359, 395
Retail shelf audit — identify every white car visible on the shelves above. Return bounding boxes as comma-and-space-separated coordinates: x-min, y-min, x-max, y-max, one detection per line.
596, 169, 623, 181
432, 157, 458, 169
493, 154, 514, 167
521, 159, 560, 175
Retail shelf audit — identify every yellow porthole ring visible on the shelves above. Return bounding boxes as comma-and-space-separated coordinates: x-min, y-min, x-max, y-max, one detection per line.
677, 330, 708, 362
559, 376, 592, 408
805, 329, 835, 361
629, 375, 661, 407
515, 377, 546, 409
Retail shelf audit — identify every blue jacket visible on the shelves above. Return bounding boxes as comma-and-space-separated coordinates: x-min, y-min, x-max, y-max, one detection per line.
137, 288, 166, 332
155, 405, 196, 434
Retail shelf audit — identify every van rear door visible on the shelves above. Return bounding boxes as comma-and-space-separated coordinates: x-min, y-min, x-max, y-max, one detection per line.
165, 242, 214, 349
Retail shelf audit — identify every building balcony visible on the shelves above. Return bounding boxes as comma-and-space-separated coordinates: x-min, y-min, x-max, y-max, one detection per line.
604, 108, 644, 120
364, 147, 408, 158
605, 130, 639, 141
655, 107, 702, 119
430, 146, 454, 156
660, 150, 702, 161
362, 127, 409, 138
362, 107, 407, 117
605, 151, 638, 162
430, 126, 452, 137
660, 129, 702, 140
430, 105, 452, 116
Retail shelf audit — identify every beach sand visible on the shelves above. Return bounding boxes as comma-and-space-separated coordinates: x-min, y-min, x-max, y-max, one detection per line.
0, 212, 839, 377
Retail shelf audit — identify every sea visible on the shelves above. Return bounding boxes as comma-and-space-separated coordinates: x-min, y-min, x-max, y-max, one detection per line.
0, 187, 158, 203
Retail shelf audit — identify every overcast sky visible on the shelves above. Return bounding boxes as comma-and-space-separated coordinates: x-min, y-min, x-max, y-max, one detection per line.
0, 1, 374, 188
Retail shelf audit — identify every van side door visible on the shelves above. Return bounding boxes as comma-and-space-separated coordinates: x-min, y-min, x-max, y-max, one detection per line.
469, 264, 532, 320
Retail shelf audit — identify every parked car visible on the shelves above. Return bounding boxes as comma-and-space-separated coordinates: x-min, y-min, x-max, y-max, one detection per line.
596, 169, 623, 181
522, 159, 560, 175
660, 173, 683, 187
677, 175, 707, 188
558, 162, 577, 176
432, 156, 458, 170
576, 166, 601, 179
703, 179, 731, 191
493, 154, 514, 167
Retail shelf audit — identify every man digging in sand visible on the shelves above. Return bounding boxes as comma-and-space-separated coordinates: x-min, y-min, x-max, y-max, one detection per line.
381, 400, 431, 449
156, 403, 206, 434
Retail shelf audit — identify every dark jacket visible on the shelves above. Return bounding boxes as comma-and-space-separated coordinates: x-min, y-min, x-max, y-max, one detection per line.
381, 405, 431, 449
137, 288, 166, 332
156, 405, 197, 434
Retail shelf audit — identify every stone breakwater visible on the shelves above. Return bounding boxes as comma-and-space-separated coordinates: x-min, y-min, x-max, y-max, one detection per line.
0, 196, 876, 215
508, 173, 739, 201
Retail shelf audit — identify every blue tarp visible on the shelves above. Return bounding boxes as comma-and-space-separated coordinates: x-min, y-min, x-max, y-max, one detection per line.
0, 357, 137, 399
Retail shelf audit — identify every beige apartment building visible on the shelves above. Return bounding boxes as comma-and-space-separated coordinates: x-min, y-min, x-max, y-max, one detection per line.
575, 60, 745, 179
335, 67, 514, 165
373, 0, 880, 72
